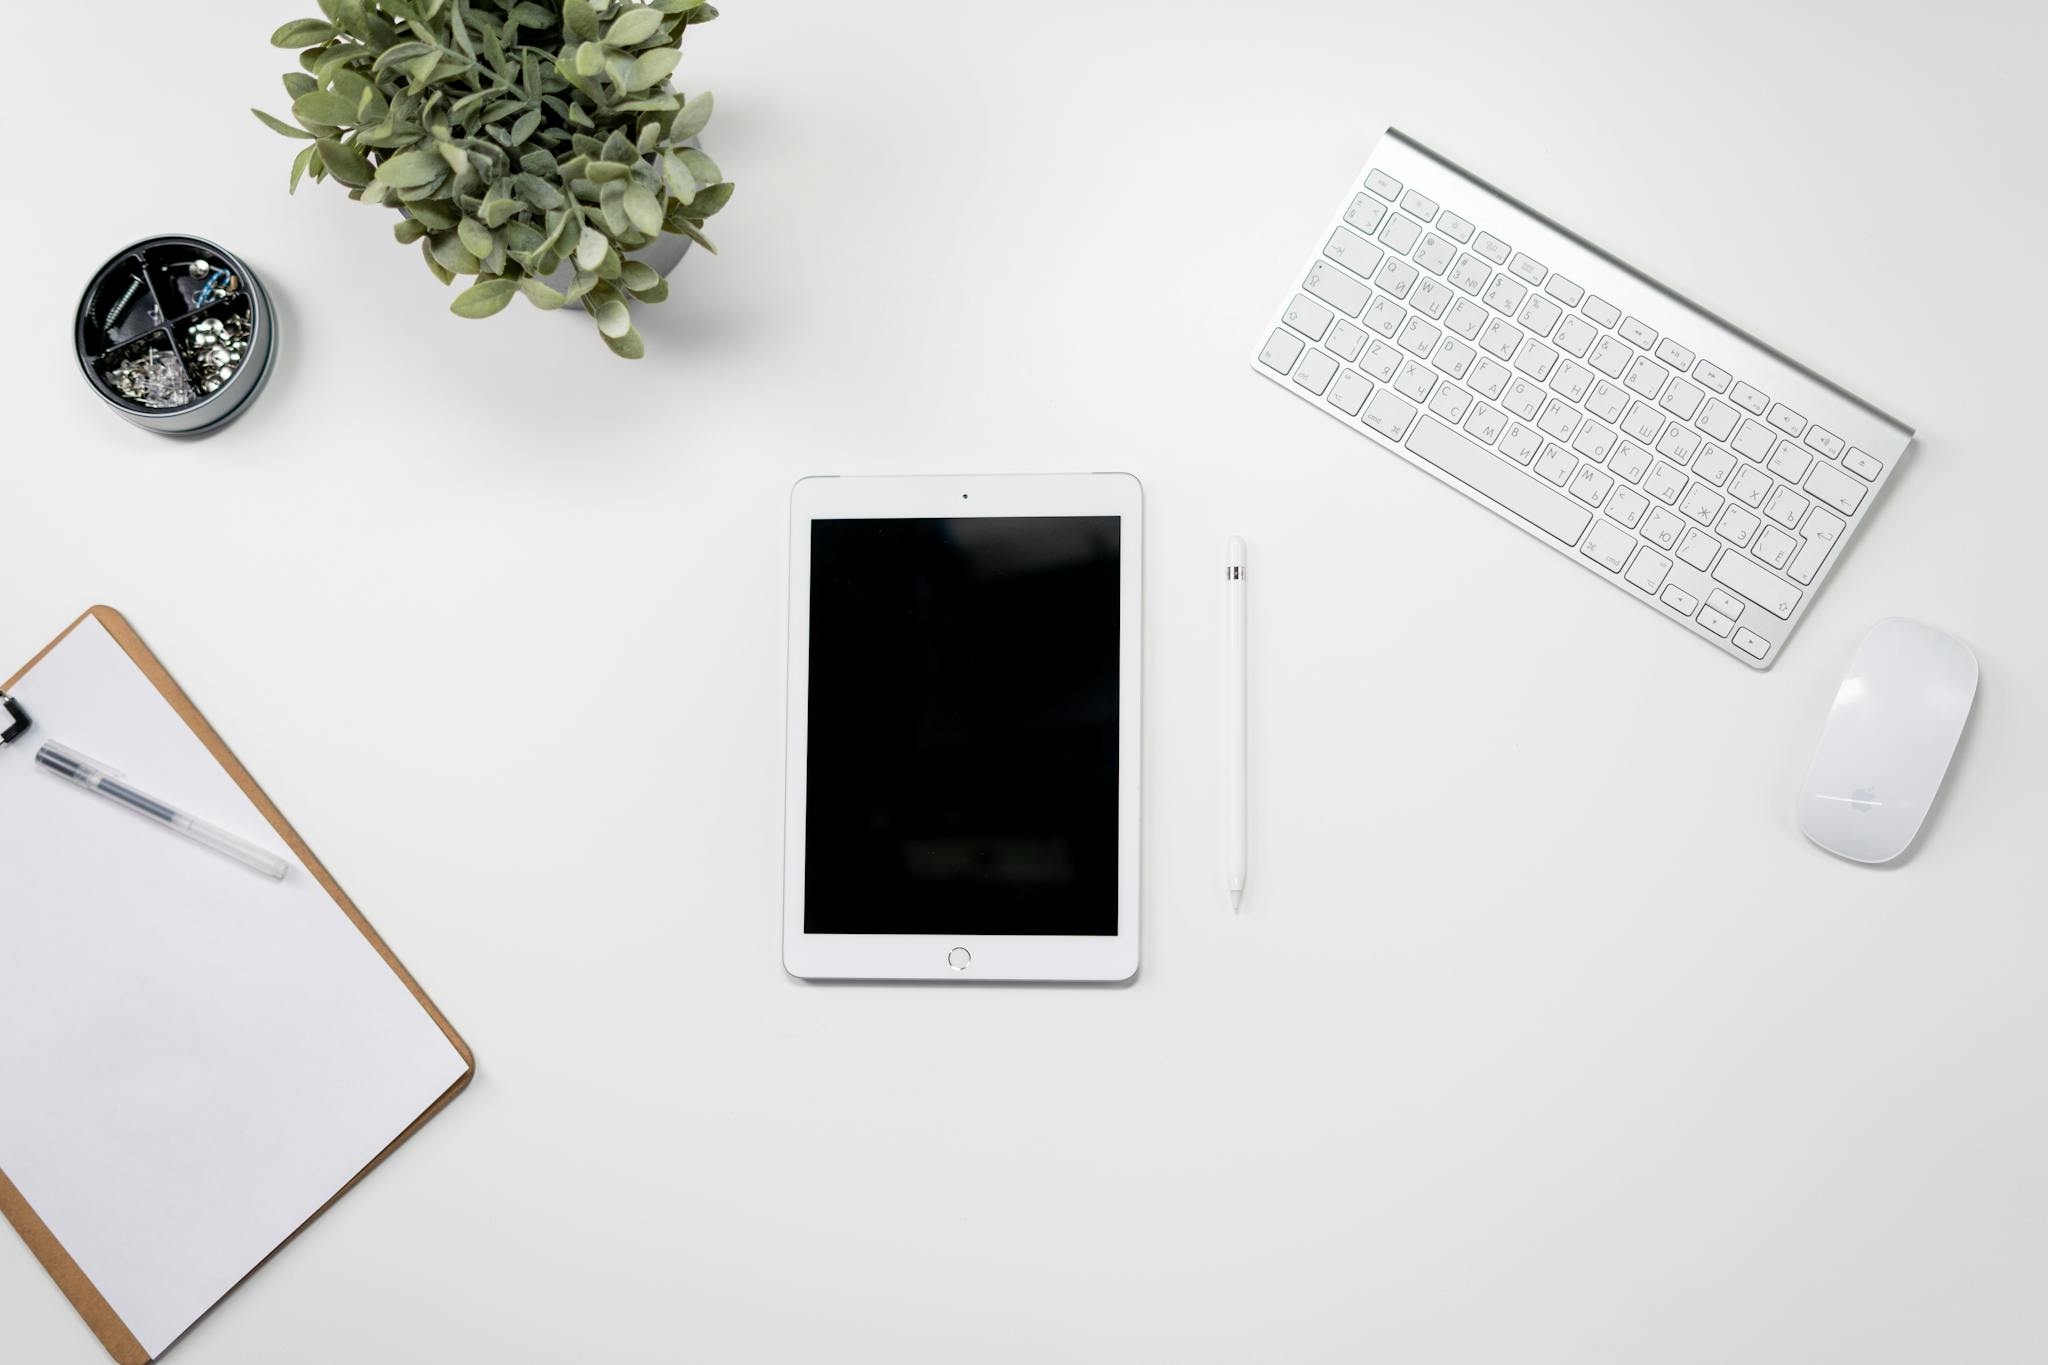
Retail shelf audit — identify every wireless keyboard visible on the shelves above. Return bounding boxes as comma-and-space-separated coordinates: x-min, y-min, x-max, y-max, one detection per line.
1252, 130, 1912, 668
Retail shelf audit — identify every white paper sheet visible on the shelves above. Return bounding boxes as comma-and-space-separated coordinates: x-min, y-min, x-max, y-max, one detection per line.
0, 617, 468, 1357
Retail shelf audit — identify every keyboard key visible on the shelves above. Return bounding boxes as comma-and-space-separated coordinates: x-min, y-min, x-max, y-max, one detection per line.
1363, 389, 1417, 441
1609, 440, 1652, 483
1570, 465, 1614, 505
1804, 461, 1867, 515
1728, 465, 1770, 507
1655, 423, 1701, 465
1428, 382, 1473, 424
1621, 402, 1665, 443
1448, 254, 1491, 295
1326, 368, 1372, 415
1293, 348, 1338, 394
1519, 295, 1563, 336
1718, 506, 1760, 546
1696, 398, 1740, 442
1397, 316, 1443, 358
1767, 441, 1813, 483
1501, 378, 1544, 420
1444, 296, 1488, 339
1483, 274, 1529, 316
1659, 378, 1704, 421
1359, 340, 1401, 380
1786, 529, 1832, 584
1764, 485, 1809, 528
1712, 552, 1801, 618
1413, 233, 1456, 276
1692, 445, 1736, 486
1362, 297, 1405, 338
1844, 447, 1883, 481
1533, 443, 1574, 485
1729, 381, 1769, 415
1467, 357, 1511, 399
1619, 316, 1657, 348
1464, 403, 1506, 444
1404, 417, 1592, 544
1705, 588, 1744, 620
1432, 336, 1477, 379
1410, 277, 1453, 320
1679, 482, 1724, 525
1499, 421, 1542, 464
1513, 340, 1558, 382
1661, 583, 1699, 615
1804, 424, 1845, 459
1697, 604, 1735, 637
1258, 329, 1304, 373
1608, 486, 1649, 527
1400, 189, 1439, 221
1643, 507, 1685, 550
1365, 169, 1402, 201
1393, 359, 1436, 402
1581, 520, 1633, 571
1572, 421, 1617, 463
1693, 359, 1732, 392
1585, 380, 1628, 424
1326, 318, 1367, 361
1544, 274, 1584, 307
1323, 227, 1384, 278
1643, 461, 1685, 503
1344, 194, 1388, 236
1731, 419, 1775, 461
1537, 397, 1579, 441
1752, 524, 1797, 570
1675, 526, 1719, 571
1582, 295, 1622, 328
1509, 252, 1547, 285
1766, 402, 1807, 437
1379, 214, 1422, 255
1802, 505, 1847, 546
1303, 262, 1370, 316
1625, 546, 1671, 595
1437, 210, 1474, 242
1480, 318, 1523, 360
1732, 626, 1770, 660
1376, 258, 1419, 298
1554, 315, 1597, 358
1624, 356, 1670, 399
1473, 231, 1511, 264
1654, 338, 1695, 370
1588, 335, 1632, 379
1549, 360, 1593, 402
1283, 293, 1334, 339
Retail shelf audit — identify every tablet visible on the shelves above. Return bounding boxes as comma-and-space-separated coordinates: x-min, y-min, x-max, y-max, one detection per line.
784, 473, 1142, 981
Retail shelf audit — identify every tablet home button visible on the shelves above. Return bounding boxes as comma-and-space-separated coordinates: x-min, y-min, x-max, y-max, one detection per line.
946, 947, 971, 971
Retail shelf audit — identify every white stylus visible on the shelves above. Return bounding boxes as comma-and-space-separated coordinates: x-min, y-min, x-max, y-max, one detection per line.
1225, 536, 1247, 912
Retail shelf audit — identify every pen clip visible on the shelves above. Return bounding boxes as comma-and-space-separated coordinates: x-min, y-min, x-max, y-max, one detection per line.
0, 691, 28, 748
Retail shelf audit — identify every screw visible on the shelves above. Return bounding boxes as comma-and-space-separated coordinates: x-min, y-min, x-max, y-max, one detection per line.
102, 276, 146, 328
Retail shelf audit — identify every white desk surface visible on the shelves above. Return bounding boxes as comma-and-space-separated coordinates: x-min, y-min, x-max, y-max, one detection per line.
6, 1, 2044, 1360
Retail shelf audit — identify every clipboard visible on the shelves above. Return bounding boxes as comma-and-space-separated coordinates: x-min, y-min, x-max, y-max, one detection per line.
0, 606, 474, 1364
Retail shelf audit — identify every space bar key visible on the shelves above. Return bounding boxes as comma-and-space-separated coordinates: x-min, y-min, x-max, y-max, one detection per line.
1404, 418, 1592, 545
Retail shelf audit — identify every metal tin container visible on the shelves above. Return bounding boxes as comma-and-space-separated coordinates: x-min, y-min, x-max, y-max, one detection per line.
75, 235, 276, 435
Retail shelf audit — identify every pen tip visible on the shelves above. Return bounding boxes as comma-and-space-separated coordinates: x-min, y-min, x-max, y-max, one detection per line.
1228, 889, 1242, 912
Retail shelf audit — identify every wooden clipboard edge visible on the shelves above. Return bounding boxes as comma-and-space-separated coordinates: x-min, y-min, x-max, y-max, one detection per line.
2, 606, 476, 1364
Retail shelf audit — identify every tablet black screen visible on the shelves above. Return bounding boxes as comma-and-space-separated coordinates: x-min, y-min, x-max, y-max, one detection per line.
805, 515, 1121, 936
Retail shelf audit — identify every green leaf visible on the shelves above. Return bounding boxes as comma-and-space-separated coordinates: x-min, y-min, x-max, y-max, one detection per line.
674, 220, 717, 253
574, 224, 609, 272
588, 289, 632, 338
283, 72, 317, 99
574, 41, 607, 77
587, 160, 633, 182
421, 237, 455, 284
316, 138, 374, 186
653, 0, 705, 12
457, 216, 495, 258
686, 181, 733, 217
660, 150, 694, 201
515, 174, 562, 209
620, 260, 661, 291
599, 180, 631, 236
292, 91, 359, 127
606, 7, 665, 45
253, 108, 315, 139
507, 2, 553, 28
271, 17, 339, 46
394, 216, 428, 243
289, 143, 316, 192
520, 276, 569, 309
429, 232, 482, 274
564, 0, 599, 41
375, 147, 446, 188
622, 47, 679, 91
602, 325, 645, 359
675, 147, 719, 183
509, 109, 542, 145
450, 277, 519, 317
670, 90, 713, 140
482, 196, 523, 227
622, 183, 663, 234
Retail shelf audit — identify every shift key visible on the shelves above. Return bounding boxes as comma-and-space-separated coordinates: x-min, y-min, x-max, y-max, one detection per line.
1712, 551, 1802, 619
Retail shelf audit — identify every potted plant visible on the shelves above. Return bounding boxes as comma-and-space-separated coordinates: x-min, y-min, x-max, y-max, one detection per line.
255, 0, 732, 357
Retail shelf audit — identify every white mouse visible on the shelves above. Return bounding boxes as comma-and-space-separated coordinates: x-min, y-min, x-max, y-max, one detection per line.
1798, 618, 1978, 864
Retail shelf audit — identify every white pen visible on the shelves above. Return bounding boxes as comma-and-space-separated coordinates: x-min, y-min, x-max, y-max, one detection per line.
36, 741, 290, 880
1225, 536, 1247, 911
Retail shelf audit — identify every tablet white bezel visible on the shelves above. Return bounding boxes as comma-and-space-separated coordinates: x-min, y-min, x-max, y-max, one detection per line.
784, 473, 1142, 982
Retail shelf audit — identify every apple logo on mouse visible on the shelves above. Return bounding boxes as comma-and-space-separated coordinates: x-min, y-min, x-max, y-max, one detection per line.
1850, 784, 1879, 813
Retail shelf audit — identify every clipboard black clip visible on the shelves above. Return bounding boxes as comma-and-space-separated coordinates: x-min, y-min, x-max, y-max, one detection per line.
0, 690, 28, 748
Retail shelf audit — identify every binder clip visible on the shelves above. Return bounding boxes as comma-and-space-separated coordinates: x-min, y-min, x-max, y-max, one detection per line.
0, 690, 27, 748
